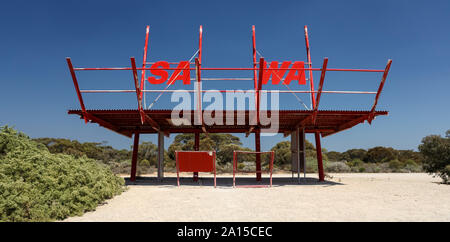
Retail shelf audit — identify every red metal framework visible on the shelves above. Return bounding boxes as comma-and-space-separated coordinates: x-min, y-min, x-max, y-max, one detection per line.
233, 151, 275, 188
66, 25, 392, 183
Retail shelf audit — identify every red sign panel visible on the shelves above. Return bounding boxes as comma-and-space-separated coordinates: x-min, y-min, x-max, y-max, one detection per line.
176, 151, 216, 172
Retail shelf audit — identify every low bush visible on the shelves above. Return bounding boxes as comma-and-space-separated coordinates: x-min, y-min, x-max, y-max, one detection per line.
0, 126, 124, 221
325, 161, 351, 173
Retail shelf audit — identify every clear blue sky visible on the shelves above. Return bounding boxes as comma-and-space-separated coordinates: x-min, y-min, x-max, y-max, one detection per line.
1, 0, 449, 152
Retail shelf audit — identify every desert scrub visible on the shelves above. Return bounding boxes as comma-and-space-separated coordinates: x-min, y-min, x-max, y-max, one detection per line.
0, 126, 125, 221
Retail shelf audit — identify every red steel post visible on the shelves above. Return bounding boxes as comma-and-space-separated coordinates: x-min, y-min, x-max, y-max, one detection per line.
195, 58, 202, 125
233, 151, 236, 187
369, 59, 392, 123
130, 57, 145, 124
198, 25, 203, 64
304, 26, 316, 109
312, 58, 328, 123
139, 26, 150, 100
213, 151, 216, 188
257, 58, 265, 124
130, 132, 140, 182
176, 151, 180, 186
193, 132, 200, 181
270, 151, 274, 187
195, 26, 203, 126
252, 26, 258, 112
255, 129, 262, 181
66, 58, 88, 123
314, 131, 324, 181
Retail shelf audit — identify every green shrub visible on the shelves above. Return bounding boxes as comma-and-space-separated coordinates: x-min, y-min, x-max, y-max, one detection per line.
347, 159, 363, 167
0, 126, 124, 221
404, 159, 417, 167
389, 159, 403, 171
419, 131, 450, 183
139, 159, 150, 167
444, 165, 450, 183
325, 161, 351, 173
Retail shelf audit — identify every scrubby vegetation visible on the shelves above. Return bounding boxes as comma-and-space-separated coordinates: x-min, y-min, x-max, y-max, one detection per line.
322, 146, 423, 173
0, 126, 124, 221
35, 132, 425, 175
3, 124, 446, 222
419, 130, 450, 184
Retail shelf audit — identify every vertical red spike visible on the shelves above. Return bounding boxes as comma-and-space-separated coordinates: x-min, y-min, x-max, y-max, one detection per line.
196, 26, 203, 125
304, 26, 316, 109
252, 26, 258, 112
140, 26, 150, 100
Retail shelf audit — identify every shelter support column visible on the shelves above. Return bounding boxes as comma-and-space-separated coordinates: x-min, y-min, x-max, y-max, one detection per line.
130, 133, 140, 182
314, 131, 325, 181
193, 132, 200, 181
255, 129, 261, 181
291, 129, 299, 178
157, 131, 164, 181
299, 128, 306, 179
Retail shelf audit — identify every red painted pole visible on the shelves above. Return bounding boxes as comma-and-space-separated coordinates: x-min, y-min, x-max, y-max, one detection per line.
193, 132, 200, 181
314, 131, 324, 181
130, 132, 140, 182
255, 129, 261, 181
304, 25, 316, 109
312, 58, 328, 124
252, 26, 258, 112
195, 58, 202, 125
369, 59, 392, 123
196, 26, 203, 125
233, 151, 236, 187
213, 151, 216, 188
66, 58, 88, 123
130, 57, 145, 124
139, 26, 150, 100
176, 151, 180, 186
257, 58, 265, 124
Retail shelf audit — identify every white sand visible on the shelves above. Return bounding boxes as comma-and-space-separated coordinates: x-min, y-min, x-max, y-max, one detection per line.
65, 173, 450, 222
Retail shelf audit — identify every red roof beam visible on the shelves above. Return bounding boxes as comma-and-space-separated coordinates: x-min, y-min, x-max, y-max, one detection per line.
84, 112, 132, 138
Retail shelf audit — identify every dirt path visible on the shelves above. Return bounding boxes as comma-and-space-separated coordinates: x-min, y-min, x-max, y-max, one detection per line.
65, 173, 450, 222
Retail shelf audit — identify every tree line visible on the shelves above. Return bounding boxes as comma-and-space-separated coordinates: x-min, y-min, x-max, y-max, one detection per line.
33, 130, 449, 180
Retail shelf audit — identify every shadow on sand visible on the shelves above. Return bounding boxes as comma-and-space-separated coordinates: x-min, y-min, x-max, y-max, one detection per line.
125, 176, 343, 187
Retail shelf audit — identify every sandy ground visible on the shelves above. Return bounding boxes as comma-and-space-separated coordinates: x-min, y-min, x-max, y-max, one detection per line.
65, 173, 450, 222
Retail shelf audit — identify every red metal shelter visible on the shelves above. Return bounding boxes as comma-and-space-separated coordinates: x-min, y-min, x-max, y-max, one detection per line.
66, 25, 391, 183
